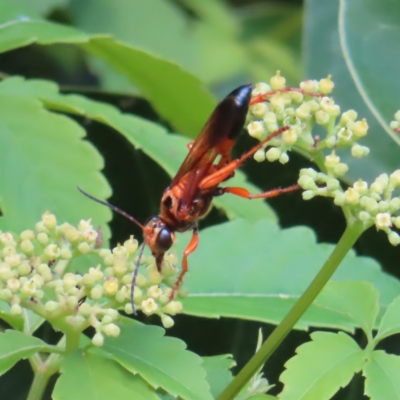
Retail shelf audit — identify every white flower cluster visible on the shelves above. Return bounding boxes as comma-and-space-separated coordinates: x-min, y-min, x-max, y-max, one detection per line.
247, 72, 369, 164
0, 212, 183, 346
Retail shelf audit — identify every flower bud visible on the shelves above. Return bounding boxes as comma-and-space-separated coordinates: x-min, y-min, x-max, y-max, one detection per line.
7, 278, 20, 292
42, 212, 57, 230
319, 75, 334, 94
104, 278, 119, 296
251, 103, 268, 118
45, 301, 59, 312
326, 178, 340, 191
124, 236, 138, 254
147, 267, 162, 285
147, 285, 163, 299
0, 232, 14, 244
270, 70, 285, 90
83, 229, 98, 243
161, 314, 175, 329
325, 136, 337, 148
44, 244, 60, 259
358, 211, 371, 222
18, 262, 31, 276
5, 254, 21, 267
324, 153, 340, 168
371, 182, 384, 195
282, 129, 297, 145
393, 216, 400, 229
254, 149, 265, 162
78, 302, 91, 316
302, 190, 315, 200
389, 198, 400, 213
298, 175, 317, 191
37, 232, 49, 245
279, 153, 289, 164
103, 323, 120, 337
340, 110, 357, 125
378, 201, 389, 213
92, 332, 104, 347
20, 230, 35, 241
389, 170, 400, 187
21, 280, 36, 296
247, 121, 265, 139
337, 127, 353, 143
78, 242, 91, 254
334, 192, 346, 206
344, 188, 360, 204
295, 103, 311, 120
263, 112, 277, 125
90, 285, 103, 300
124, 303, 133, 314
300, 80, 318, 92
333, 163, 349, 177
20, 239, 34, 255
315, 110, 330, 125
291, 91, 304, 103
252, 82, 271, 96
59, 223, 80, 242
353, 179, 368, 195
11, 304, 22, 316
162, 300, 183, 315
364, 198, 379, 214
389, 231, 400, 246
353, 119, 368, 137
351, 144, 370, 158
2, 245, 16, 257
266, 147, 281, 162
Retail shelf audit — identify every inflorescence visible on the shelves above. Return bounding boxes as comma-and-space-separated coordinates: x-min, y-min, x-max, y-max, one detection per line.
0, 213, 182, 346
247, 71, 400, 246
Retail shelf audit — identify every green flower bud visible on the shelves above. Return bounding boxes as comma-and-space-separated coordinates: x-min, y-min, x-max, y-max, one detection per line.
162, 300, 183, 316
83, 229, 98, 243
395, 110, 400, 122
327, 178, 340, 191
291, 91, 304, 103
298, 175, 317, 191
11, 304, 22, 316
7, 278, 20, 292
353, 179, 368, 195
300, 80, 319, 92
393, 216, 400, 229
5, 254, 21, 267
18, 262, 31, 276
37, 232, 49, 245
333, 163, 349, 177
337, 127, 353, 143
315, 110, 330, 125
389, 198, 400, 213
0, 289, 13, 301
20, 230, 35, 241
254, 149, 265, 162
319, 75, 334, 94
2, 245, 16, 257
300, 168, 318, 180
103, 278, 119, 296
344, 188, 360, 204
389, 170, 400, 187
358, 211, 371, 222
147, 285, 163, 299
136, 273, 147, 287
388, 231, 400, 246
0, 232, 14, 244
378, 201, 389, 213
124, 303, 133, 314
266, 147, 281, 162
302, 190, 315, 200
251, 103, 268, 118
21, 280, 36, 297
353, 119, 368, 137
351, 144, 370, 158
78, 302, 91, 316
282, 129, 297, 145
0, 263, 12, 280
161, 314, 175, 329
324, 153, 340, 168
20, 239, 34, 255
42, 211, 57, 230
90, 285, 103, 300
59, 224, 80, 243
295, 103, 311, 120
78, 219, 92, 232
266, 123, 279, 133
270, 70, 285, 90
44, 244, 60, 259
99, 249, 112, 259
124, 236, 138, 254
364, 198, 379, 214
334, 192, 346, 206
247, 121, 265, 139
340, 110, 358, 125
279, 153, 289, 164
77, 242, 91, 254
102, 323, 120, 337
252, 82, 271, 96
325, 136, 337, 148
92, 332, 104, 347
390, 121, 399, 130
45, 300, 60, 312
263, 112, 277, 125
371, 182, 384, 195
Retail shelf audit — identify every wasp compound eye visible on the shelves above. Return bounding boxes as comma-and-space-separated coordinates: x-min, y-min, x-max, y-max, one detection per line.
156, 228, 173, 253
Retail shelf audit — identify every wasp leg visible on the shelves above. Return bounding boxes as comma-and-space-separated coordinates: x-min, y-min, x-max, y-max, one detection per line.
170, 227, 199, 300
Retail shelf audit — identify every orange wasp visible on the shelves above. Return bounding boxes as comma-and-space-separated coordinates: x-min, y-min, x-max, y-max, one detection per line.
79, 84, 301, 313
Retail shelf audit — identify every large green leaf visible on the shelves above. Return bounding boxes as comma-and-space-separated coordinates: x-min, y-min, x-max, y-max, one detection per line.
102, 321, 212, 400
363, 351, 400, 400
279, 332, 365, 399
314, 281, 379, 337
0, 77, 276, 222
202, 355, 235, 399
0, 330, 47, 375
375, 296, 400, 342
303, 0, 400, 182
339, 0, 400, 145
180, 219, 400, 330
13, 0, 69, 15
53, 350, 159, 400
0, 93, 111, 233
0, 2, 215, 137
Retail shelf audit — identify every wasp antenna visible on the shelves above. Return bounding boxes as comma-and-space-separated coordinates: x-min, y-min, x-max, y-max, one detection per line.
130, 239, 147, 315
77, 187, 144, 230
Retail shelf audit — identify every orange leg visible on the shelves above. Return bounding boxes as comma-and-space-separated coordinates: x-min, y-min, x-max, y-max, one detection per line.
250, 87, 324, 106
199, 126, 289, 190
170, 228, 199, 300
220, 184, 301, 199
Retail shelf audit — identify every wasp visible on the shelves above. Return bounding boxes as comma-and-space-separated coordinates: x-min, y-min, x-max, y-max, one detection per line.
79, 84, 306, 312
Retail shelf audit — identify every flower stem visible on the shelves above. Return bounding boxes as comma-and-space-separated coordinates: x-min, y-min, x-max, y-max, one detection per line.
27, 369, 50, 400
217, 220, 365, 400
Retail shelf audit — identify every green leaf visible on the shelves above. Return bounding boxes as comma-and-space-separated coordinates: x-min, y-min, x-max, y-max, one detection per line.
314, 281, 379, 337
375, 296, 400, 342
13, 0, 69, 15
180, 219, 400, 330
22, 309, 45, 335
102, 321, 212, 400
0, 93, 111, 235
0, 330, 46, 375
279, 332, 365, 400
0, 6, 215, 136
202, 354, 235, 398
304, 0, 400, 183
53, 350, 159, 400
0, 77, 276, 222
0, 301, 23, 330
363, 351, 400, 400
339, 0, 400, 145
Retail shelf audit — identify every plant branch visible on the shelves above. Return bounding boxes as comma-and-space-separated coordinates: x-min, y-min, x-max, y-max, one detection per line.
217, 220, 365, 400
27, 369, 50, 400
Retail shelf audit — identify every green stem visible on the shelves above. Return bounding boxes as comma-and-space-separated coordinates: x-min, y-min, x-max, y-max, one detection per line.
27, 369, 50, 400
217, 220, 365, 400
65, 330, 81, 355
